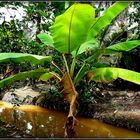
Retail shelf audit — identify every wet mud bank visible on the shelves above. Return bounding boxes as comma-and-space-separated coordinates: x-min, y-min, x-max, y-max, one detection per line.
2, 85, 140, 134
35, 90, 140, 133
81, 91, 140, 133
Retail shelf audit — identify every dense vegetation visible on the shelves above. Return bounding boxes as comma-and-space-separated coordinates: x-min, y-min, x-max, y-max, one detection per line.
0, 2, 140, 138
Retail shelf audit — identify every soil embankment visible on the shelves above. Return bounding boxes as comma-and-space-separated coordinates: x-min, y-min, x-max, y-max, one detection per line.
1, 85, 140, 133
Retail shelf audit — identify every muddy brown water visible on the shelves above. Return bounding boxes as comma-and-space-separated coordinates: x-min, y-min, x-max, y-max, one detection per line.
0, 101, 140, 138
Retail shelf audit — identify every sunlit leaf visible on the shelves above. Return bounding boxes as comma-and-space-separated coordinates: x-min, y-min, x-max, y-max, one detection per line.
50, 3, 95, 53
106, 40, 140, 52
0, 53, 52, 64
88, 67, 140, 85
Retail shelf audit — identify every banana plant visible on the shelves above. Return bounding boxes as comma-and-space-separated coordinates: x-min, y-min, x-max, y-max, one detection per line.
1, 2, 140, 138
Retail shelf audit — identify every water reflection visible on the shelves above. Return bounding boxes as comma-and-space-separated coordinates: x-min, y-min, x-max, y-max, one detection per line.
0, 101, 140, 138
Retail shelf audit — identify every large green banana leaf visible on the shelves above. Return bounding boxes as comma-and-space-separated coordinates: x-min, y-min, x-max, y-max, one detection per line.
106, 40, 140, 52
85, 40, 140, 63
0, 68, 49, 88
0, 53, 52, 64
50, 3, 95, 53
88, 67, 140, 85
87, 2, 128, 40
96, 40, 140, 57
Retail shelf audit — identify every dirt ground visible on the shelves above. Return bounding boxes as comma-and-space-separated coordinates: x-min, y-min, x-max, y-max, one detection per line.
86, 91, 140, 132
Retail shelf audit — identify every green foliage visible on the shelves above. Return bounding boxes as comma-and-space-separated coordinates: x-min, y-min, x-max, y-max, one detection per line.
74, 66, 88, 85
106, 40, 140, 52
0, 53, 52, 64
50, 3, 95, 53
37, 33, 54, 47
1, 2, 140, 93
87, 2, 128, 40
51, 2, 73, 17
0, 2, 56, 55
0, 20, 26, 53
75, 39, 98, 56
90, 67, 140, 85
118, 2, 140, 75
79, 91, 96, 104
39, 72, 53, 81
1, 3, 140, 137
0, 68, 48, 88
39, 71, 61, 81
37, 2, 140, 89
85, 40, 140, 66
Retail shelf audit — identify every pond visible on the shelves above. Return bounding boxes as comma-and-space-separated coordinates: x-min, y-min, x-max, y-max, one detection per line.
0, 101, 140, 138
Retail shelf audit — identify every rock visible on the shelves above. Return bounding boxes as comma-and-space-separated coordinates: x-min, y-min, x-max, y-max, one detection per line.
2, 86, 40, 105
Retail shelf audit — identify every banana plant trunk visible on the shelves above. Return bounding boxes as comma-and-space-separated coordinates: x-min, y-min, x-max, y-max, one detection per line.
60, 72, 79, 138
